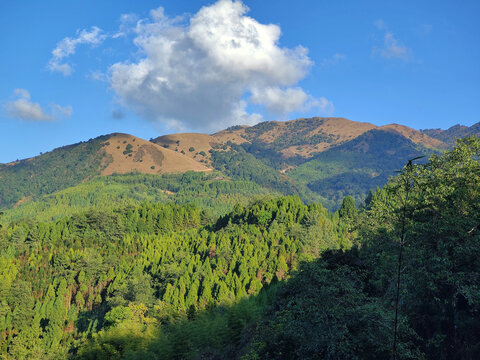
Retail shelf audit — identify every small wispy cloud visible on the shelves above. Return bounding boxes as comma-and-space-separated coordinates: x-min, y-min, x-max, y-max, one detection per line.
379, 33, 411, 60
88, 70, 108, 82
5, 89, 72, 121
112, 13, 139, 38
48, 26, 106, 76
321, 53, 346, 67
373, 20, 413, 61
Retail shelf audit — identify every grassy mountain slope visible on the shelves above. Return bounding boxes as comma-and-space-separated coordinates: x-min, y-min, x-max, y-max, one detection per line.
213, 117, 378, 164
380, 123, 448, 149
152, 118, 412, 169
0, 136, 108, 209
101, 133, 210, 175
209, 144, 334, 207
150, 133, 217, 167
0, 134, 210, 210
289, 128, 435, 205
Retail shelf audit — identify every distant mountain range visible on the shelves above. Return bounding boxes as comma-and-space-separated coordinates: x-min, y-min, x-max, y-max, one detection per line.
1, 117, 478, 214
421, 122, 480, 146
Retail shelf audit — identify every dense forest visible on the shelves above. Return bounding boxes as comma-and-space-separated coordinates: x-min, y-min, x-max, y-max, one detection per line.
1, 137, 479, 359
2, 172, 274, 223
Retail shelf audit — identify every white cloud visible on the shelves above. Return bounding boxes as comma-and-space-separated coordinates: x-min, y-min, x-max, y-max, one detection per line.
250, 87, 333, 115
51, 103, 73, 118
150, 6, 167, 22
113, 13, 139, 38
48, 26, 106, 75
109, 0, 331, 131
88, 70, 108, 82
5, 89, 72, 121
373, 21, 412, 61
250, 87, 309, 114
13, 88, 31, 99
379, 32, 411, 60
312, 97, 335, 115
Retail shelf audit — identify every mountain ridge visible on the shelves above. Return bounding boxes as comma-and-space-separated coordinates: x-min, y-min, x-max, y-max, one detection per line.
1, 117, 479, 211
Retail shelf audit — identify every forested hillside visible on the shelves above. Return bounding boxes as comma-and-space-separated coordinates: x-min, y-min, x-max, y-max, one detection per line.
0, 196, 350, 359
1, 137, 479, 359
0, 137, 108, 209
1, 172, 275, 223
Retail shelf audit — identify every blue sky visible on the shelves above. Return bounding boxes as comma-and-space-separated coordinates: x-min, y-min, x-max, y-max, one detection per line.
1, 0, 479, 163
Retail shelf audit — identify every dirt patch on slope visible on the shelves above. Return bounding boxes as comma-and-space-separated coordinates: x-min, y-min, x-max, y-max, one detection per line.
152, 133, 218, 165
101, 133, 210, 175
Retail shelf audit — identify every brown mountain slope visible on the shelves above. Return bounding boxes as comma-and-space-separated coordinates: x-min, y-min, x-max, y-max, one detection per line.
102, 133, 211, 175
208, 117, 448, 159
0, 133, 210, 209
279, 117, 377, 157
151, 133, 218, 166
210, 117, 378, 159
380, 124, 449, 149
151, 117, 448, 162
212, 126, 250, 145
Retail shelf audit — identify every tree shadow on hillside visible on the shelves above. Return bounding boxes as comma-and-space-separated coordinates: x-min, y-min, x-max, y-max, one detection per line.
74, 276, 281, 360
73, 248, 423, 360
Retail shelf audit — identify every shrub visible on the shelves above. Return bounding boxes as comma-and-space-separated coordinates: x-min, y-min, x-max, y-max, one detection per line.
123, 144, 133, 155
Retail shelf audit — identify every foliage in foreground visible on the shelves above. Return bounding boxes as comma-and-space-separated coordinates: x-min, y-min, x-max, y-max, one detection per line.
246, 137, 480, 359
0, 196, 348, 359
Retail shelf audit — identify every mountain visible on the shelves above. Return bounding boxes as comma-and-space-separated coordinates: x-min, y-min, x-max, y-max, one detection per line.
289, 128, 435, 205
151, 118, 383, 167
211, 117, 447, 164
422, 121, 480, 146
1, 117, 474, 214
152, 116, 446, 167
0, 133, 209, 209
211, 117, 380, 165
205, 118, 449, 205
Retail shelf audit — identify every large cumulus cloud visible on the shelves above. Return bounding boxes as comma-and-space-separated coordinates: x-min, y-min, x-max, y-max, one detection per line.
109, 0, 333, 131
